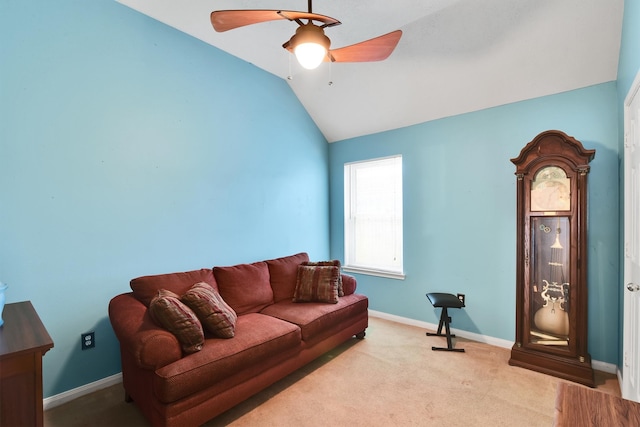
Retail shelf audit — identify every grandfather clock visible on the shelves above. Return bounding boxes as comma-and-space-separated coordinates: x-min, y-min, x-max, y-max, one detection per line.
508, 130, 595, 387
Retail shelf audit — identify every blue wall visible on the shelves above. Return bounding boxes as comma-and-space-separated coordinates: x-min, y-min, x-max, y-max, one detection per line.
1, 0, 636, 401
0, 1, 329, 397
329, 83, 620, 364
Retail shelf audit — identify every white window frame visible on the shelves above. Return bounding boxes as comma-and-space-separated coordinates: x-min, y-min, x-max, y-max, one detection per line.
343, 155, 404, 280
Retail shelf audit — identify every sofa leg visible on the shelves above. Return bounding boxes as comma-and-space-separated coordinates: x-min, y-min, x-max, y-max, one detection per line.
355, 331, 366, 339
125, 392, 133, 403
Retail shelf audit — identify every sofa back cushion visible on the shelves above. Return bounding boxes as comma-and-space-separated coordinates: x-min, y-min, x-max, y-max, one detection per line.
213, 261, 273, 315
130, 269, 217, 307
266, 252, 309, 302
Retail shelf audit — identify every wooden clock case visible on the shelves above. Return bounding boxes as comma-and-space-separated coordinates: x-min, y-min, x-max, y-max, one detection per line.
508, 130, 595, 387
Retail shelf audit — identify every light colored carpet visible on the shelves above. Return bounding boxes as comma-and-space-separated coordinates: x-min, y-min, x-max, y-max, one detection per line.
44, 316, 619, 426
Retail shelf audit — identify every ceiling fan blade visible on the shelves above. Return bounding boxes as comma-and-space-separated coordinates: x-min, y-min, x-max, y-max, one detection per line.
211, 10, 283, 32
327, 30, 402, 63
211, 10, 340, 32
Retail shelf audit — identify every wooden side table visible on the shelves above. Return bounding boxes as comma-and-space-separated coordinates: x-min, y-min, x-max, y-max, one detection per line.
0, 301, 54, 427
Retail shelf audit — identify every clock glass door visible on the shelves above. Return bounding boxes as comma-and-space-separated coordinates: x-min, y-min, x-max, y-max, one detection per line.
529, 215, 570, 348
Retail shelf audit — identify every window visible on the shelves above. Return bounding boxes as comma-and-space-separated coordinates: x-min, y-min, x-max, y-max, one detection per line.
344, 155, 404, 279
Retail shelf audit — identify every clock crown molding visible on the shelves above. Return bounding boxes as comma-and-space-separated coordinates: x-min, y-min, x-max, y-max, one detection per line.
511, 130, 596, 176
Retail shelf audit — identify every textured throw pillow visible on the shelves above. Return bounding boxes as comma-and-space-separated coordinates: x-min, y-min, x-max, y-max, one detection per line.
303, 260, 344, 296
149, 289, 204, 354
293, 265, 340, 304
182, 282, 237, 338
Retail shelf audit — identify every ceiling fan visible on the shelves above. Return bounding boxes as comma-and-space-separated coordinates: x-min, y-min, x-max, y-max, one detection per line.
210, 0, 402, 70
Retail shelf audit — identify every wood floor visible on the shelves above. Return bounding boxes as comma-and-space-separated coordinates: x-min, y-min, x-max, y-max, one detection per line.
554, 382, 640, 426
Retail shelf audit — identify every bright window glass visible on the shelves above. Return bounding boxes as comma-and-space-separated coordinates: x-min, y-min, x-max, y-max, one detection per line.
344, 156, 404, 278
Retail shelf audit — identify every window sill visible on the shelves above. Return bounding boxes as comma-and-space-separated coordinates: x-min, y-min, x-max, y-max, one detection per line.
342, 266, 405, 280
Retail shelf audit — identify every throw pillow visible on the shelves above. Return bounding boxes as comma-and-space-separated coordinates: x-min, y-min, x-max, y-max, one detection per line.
182, 282, 237, 338
303, 260, 344, 296
293, 265, 340, 304
149, 289, 204, 354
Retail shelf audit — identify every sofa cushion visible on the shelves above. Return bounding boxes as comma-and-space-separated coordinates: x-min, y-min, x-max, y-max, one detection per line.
266, 252, 310, 302
293, 265, 340, 304
303, 260, 344, 296
153, 313, 301, 403
130, 269, 217, 307
181, 282, 237, 338
213, 261, 273, 315
261, 294, 369, 342
148, 289, 204, 354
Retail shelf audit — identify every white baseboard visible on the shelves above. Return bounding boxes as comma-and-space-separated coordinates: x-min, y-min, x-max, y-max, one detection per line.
618, 367, 624, 392
593, 359, 618, 375
43, 373, 122, 410
368, 310, 618, 375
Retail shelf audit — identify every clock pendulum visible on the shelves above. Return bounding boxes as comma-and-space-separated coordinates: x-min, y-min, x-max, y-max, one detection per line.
533, 218, 570, 342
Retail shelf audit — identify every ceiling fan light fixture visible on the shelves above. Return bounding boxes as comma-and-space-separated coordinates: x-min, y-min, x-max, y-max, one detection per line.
295, 42, 327, 69
290, 23, 330, 70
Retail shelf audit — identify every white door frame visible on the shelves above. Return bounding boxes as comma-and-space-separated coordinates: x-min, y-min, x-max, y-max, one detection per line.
622, 69, 640, 402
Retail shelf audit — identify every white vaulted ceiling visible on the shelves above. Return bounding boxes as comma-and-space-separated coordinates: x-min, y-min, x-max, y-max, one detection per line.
116, 0, 624, 142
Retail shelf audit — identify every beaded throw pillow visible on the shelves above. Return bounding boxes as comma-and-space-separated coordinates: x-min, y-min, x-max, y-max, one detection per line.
293, 265, 340, 304
302, 260, 343, 296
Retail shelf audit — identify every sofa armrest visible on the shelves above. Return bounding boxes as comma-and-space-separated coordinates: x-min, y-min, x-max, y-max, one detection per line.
341, 274, 357, 295
109, 293, 182, 370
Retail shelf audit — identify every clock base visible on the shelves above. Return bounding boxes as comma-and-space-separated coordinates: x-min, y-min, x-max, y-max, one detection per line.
509, 344, 595, 387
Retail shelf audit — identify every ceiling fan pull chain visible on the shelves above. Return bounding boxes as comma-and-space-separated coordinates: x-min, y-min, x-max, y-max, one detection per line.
287, 53, 293, 80
328, 60, 333, 86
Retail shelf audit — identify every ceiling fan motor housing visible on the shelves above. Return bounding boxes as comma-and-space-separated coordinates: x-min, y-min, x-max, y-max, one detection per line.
288, 23, 331, 69
289, 23, 330, 52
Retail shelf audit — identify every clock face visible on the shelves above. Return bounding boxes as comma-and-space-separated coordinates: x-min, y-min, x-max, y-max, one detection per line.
530, 166, 570, 211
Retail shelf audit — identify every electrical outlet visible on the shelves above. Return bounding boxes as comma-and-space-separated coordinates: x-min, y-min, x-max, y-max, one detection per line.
81, 332, 95, 350
457, 293, 466, 306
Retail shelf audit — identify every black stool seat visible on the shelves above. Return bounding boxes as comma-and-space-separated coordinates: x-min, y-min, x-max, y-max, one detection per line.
426, 292, 465, 309
426, 292, 465, 352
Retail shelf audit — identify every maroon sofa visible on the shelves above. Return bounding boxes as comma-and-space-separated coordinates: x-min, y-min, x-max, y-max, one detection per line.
108, 252, 368, 427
